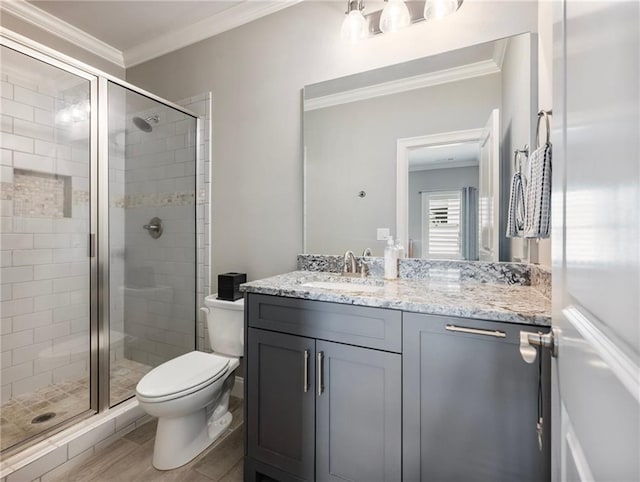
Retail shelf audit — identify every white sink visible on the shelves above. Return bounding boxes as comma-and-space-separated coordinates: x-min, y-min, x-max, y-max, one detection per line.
301, 281, 382, 293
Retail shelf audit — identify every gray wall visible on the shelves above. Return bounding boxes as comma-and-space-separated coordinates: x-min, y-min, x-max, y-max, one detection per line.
499, 33, 536, 262
1, 12, 125, 78
305, 74, 500, 256
126, 1, 539, 288
536, 3, 552, 268
408, 166, 479, 258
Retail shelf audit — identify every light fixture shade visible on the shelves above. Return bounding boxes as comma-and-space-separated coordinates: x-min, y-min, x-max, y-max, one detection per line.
380, 0, 411, 33
341, 10, 368, 43
423, 0, 462, 20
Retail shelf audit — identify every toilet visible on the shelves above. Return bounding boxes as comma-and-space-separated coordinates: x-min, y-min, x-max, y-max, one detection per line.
135, 294, 244, 470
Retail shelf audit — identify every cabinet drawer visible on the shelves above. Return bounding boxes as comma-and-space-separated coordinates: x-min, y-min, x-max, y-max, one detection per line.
247, 294, 401, 353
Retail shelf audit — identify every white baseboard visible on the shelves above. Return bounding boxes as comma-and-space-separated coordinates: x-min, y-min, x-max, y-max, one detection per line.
231, 376, 244, 399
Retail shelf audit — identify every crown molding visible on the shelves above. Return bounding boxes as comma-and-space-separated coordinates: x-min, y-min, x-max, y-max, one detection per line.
492, 38, 508, 70
2, 0, 302, 70
304, 59, 501, 111
124, 0, 303, 68
0, 0, 125, 68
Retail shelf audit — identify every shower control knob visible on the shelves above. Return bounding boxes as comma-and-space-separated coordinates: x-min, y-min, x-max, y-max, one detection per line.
143, 217, 163, 239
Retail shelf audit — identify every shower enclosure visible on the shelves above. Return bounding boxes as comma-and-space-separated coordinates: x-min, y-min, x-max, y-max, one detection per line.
0, 36, 198, 453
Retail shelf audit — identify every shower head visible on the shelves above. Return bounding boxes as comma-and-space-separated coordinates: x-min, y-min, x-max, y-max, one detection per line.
132, 115, 159, 133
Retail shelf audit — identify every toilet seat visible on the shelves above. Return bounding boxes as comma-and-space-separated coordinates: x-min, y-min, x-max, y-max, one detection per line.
136, 351, 231, 403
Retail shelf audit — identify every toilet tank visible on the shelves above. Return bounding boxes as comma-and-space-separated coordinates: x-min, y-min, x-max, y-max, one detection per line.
202, 294, 244, 357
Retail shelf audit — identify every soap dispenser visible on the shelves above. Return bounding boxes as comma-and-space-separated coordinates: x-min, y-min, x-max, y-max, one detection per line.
395, 239, 405, 260
384, 236, 398, 280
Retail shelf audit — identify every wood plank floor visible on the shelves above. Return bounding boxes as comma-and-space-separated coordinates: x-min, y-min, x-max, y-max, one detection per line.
52, 397, 244, 482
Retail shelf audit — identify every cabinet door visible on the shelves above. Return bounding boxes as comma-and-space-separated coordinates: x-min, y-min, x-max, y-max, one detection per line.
247, 328, 315, 481
316, 340, 401, 482
403, 313, 550, 482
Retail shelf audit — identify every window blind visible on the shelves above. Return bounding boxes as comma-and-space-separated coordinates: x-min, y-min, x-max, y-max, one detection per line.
422, 190, 463, 259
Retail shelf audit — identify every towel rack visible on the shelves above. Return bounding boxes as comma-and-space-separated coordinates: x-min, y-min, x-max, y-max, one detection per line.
536, 109, 553, 147
513, 145, 529, 173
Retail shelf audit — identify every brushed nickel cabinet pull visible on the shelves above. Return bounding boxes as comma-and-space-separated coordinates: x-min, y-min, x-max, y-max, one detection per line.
303, 349, 310, 393
445, 324, 506, 338
317, 351, 324, 396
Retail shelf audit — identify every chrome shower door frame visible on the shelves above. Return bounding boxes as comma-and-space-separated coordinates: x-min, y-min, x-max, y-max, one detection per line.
0, 35, 100, 424
1, 28, 200, 430
98, 79, 200, 409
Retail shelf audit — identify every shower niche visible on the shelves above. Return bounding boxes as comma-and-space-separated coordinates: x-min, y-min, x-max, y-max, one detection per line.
12, 169, 72, 218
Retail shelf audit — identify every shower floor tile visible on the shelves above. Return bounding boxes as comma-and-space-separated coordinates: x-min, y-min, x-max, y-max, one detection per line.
0, 358, 151, 452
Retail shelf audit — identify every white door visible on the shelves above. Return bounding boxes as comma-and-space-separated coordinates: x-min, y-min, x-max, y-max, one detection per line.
478, 108, 500, 261
552, 2, 639, 481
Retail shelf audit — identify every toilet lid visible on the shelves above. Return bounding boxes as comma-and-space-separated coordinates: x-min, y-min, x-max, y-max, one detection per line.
136, 351, 230, 399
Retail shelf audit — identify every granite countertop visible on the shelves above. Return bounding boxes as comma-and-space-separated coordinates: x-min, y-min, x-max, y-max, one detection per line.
241, 271, 551, 326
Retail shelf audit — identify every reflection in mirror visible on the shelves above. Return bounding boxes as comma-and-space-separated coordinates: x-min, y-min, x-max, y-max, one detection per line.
303, 33, 536, 262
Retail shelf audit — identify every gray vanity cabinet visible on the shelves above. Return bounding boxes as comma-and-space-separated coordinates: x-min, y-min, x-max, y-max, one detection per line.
247, 328, 316, 481
402, 313, 551, 482
316, 340, 401, 482
245, 294, 402, 482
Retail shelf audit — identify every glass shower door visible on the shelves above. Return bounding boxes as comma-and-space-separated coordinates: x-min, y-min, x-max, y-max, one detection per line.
107, 81, 197, 406
0, 44, 95, 451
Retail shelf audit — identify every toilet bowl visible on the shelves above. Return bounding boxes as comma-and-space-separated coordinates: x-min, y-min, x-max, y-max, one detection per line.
135, 295, 244, 470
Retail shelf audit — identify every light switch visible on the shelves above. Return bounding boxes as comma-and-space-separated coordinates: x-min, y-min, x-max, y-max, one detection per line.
377, 228, 390, 241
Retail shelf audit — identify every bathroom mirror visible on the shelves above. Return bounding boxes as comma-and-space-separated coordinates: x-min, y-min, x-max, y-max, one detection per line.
303, 33, 537, 262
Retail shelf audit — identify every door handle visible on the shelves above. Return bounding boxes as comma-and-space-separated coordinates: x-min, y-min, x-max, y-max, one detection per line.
303, 349, 310, 393
317, 351, 324, 396
520, 329, 559, 363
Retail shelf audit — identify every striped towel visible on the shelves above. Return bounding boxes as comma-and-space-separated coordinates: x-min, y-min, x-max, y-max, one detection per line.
524, 143, 552, 238
506, 171, 526, 238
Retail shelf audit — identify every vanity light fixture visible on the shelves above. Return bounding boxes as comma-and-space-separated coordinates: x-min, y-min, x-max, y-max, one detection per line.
380, 0, 411, 33
341, 0, 368, 43
341, 0, 464, 41
423, 0, 464, 20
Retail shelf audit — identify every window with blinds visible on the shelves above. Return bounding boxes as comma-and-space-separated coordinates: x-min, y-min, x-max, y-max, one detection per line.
421, 190, 463, 259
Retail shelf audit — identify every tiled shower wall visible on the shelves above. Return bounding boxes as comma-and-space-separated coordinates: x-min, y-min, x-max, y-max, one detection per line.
1, 71, 91, 403
119, 92, 211, 365
178, 94, 212, 354
109, 84, 126, 365
0, 78, 213, 401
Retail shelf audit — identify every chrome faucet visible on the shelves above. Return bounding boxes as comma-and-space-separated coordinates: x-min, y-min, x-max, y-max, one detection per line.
362, 247, 372, 257
343, 250, 370, 278
359, 259, 370, 277
343, 250, 357, 275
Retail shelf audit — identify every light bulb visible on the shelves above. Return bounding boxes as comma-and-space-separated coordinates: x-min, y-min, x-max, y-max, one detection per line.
380, 0, 410, 33
341, 9, 368, 43
423, 0, 461, 20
